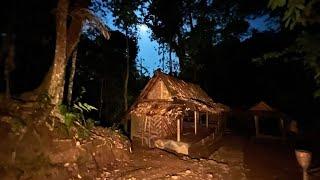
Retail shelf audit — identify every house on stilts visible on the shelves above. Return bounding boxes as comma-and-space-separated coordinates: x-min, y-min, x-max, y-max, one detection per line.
125, 70, 230, 155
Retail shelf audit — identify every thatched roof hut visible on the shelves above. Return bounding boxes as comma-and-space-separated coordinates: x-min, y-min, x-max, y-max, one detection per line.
249, 101, 286, 139
127, 70, 230, 149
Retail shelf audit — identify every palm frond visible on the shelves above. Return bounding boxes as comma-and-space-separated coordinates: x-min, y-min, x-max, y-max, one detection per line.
71, 8, 110, 39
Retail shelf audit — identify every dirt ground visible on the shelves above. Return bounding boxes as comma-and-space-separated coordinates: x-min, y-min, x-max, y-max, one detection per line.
243, 137, 320, 180
1, 100, 318, 179
104, 134, 319, 180
103, 142, 246, 180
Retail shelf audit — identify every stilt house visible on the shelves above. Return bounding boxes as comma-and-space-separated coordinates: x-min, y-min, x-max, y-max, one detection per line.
127, 70, 230, 154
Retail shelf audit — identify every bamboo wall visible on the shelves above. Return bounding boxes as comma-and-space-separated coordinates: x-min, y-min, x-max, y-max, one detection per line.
130, 112, 181, 146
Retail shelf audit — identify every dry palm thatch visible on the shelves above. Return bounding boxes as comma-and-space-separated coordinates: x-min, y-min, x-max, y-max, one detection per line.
130, 71, 230, 114
67, 8, 110, 60
71, 8, 110, 39
65, 8, 110, 105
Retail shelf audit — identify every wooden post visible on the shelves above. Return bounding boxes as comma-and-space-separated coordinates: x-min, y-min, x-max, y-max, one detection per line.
194, 111, 198, 135
206, 112, 209, 128
142, 116, 148, 146
148, 118, 151, 147
280, 118, 285, 140
181, 118, 183, 132
130, 117, 133, 140
254, 115, 259, 137
177, 119, 181, 142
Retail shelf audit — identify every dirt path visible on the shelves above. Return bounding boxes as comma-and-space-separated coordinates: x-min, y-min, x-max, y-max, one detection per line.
243, 138, 317, 180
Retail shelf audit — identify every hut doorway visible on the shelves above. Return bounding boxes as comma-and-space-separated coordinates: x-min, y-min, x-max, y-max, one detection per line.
258, 117, 282, 136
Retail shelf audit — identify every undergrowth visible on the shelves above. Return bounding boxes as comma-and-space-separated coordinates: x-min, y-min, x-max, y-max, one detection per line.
59, 102, 97, 138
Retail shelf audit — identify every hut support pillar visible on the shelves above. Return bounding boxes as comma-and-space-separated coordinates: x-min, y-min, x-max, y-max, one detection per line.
181, 118, 183, 132
280, 118, 285, 140
254, 115, 260, 137
206, 112, 209, 128
177, 119, 181, 142
194, 111, 198, 135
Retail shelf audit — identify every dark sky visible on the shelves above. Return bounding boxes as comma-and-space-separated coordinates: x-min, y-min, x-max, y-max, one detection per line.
102, 12, 275, 76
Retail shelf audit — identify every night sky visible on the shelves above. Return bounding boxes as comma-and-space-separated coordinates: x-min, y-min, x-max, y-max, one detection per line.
103, 14, 276, 76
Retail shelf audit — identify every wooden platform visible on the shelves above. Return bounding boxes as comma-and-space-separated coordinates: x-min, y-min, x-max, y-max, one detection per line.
155, 124, 219, 156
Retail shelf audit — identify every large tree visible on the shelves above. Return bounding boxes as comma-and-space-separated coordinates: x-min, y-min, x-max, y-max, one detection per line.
140, 0, 266, 80
102, 0, 142, 111
261, 0, 320, 96
23, 0, 109, 115
47, 0, 69, 109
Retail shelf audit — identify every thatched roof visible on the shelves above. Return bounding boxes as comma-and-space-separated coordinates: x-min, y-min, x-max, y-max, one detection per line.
249, 101, 275, 112
248, 101, 286, 118
131, 101, 185, 120
130, 71, 230, 114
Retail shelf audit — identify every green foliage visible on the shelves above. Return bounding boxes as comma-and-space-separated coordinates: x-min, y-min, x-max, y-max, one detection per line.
104, 0, 141, 33
58, 104, 68, 115
64, 112, 78, 129
59, 104, 78, 131
59, 102, 97, 133
77, 127, 90, 139
268, 0, 320, 29
85, 118, 95, 130
262, 0, 320, 98
314, 89, 320, 98
268, 0, 305, 29
252, 51, 286, 65
73, 102, 98, 113
268, 0, 287, 10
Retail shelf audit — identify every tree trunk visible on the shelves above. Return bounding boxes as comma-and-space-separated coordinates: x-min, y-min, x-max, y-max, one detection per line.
124, 29, 130, 111
67, 48, 77, 106
66, 13, 83, 61
48, 0, 69, 107
172, 34, 186, 72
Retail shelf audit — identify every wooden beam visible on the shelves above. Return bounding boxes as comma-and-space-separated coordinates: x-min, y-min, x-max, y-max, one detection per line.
206, 112, 209, 128
177, 119, 181, 142
194, 111, 198, 135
